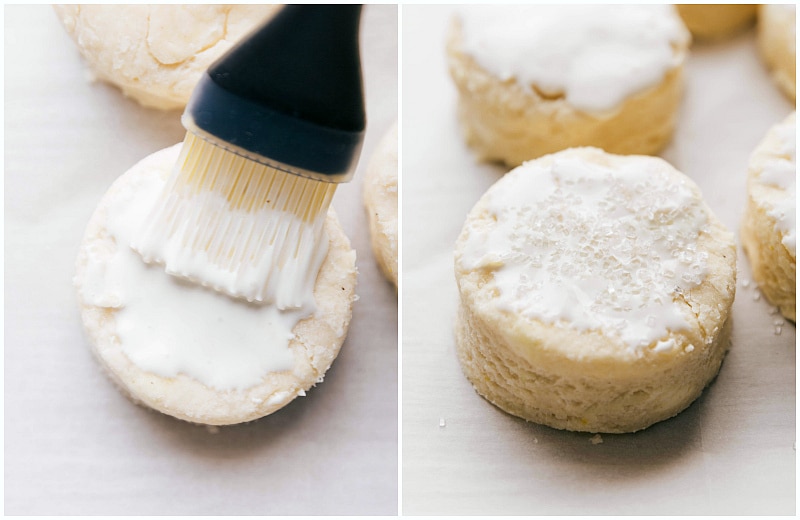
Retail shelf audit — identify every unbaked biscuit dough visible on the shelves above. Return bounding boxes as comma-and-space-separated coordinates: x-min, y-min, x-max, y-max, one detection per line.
363, 122, 398, 287
54, 4, 278, 110
447, 5, 691, 166
757, 4, 796, 102
454, 147, 736, 433
676, 4, 756, 41
741, 112, 796, 321
74, 144, 357, 425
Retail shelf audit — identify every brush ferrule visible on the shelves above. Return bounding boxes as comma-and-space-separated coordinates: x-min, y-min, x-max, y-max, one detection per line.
184, 74, 362, 183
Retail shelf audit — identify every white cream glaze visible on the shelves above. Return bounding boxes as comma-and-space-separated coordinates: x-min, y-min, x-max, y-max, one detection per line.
132, 134, 332, 310
758, 117, 796, 256
134, 188, 329, 311
80, 164, 309, 391
460, 153, 710, 352
456, 5, 688, 113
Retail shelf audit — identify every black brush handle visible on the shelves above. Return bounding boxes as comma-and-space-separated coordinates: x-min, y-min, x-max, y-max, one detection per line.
183, 5, 366, 181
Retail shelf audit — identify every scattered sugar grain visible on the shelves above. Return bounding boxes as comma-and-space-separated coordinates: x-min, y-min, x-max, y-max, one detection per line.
462, 155, 710, 354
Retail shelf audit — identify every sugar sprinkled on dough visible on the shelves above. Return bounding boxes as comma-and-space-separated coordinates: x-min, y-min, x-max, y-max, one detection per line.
461, 152, 709, 352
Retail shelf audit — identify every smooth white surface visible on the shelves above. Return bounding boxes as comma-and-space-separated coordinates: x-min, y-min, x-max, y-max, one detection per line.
402, 6, 795, 516
89, 147, 303, 390
457, 5, 687, 112
4, 5, 397, 515
459, 152, 712, 352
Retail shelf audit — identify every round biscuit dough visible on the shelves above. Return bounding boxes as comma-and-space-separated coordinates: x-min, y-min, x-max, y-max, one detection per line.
446, 7, 691, 167
454, 147, 737, 433
676, 4, 756, 41
54, 4, 279, 110
757, 4, 796, 102
74, 144, 357, 425
363, 122, 398, 287
741, 112, 796, 321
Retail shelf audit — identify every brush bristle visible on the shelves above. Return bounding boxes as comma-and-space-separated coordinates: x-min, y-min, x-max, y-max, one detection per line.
132, 133, 336, 309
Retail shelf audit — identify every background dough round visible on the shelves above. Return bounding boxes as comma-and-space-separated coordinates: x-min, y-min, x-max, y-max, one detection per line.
741, 112, 796, 321
446, 6, 691, 167
757, 4, 796, 102
676, 4, 756, 41
74, 144, 357, 426
54, 4, 278, 110
363, 122, 398, 287
454, 147, 737, 433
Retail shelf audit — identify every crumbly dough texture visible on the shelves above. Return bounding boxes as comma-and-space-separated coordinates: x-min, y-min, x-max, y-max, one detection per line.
757, 5, 796, 102
741, 113, 796, 321
676, 4, 756, 41
54, 4, 278, 110
74, 145, 357, 425
454, 148, 737, 433
363, 122, 398, 287
446, 14, 690, 167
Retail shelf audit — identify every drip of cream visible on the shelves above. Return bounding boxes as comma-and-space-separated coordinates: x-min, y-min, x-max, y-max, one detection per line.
757, 117, 796, 257
460, 154, 710, 352
80, 165, 310, 390
456, 5, 688, 113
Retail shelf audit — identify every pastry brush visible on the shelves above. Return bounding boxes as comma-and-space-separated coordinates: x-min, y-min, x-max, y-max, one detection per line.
132, 5, 365, 310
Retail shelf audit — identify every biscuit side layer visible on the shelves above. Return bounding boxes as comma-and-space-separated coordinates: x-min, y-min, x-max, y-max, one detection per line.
757, 5, 796, 102
363, 123, 399, 287
446, 21, 688, 166
677, 4, 756, 41
455, 299, 732, 434
741, 198, 796, 320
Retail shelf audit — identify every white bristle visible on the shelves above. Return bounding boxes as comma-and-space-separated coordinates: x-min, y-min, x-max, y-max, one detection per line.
132, 133, 336, 310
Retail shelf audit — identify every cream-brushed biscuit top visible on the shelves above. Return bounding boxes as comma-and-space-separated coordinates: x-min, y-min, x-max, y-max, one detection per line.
78, 146, 311, 391
459, 150, 711, 353
455, 5, 690, 113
